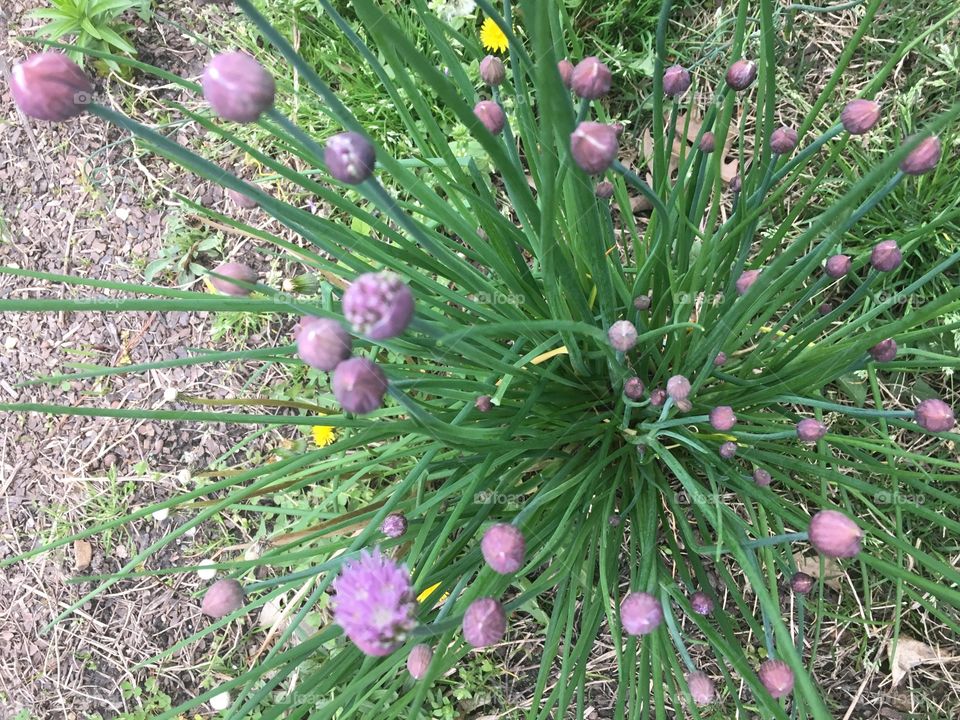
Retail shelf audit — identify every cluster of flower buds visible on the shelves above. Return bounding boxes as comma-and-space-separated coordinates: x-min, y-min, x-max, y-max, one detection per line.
759, 659, 795, 699
479, 55, 506, 86
690, 591, 714, 615
662, 64, 691, 97
209, 261, 257, 296
474, 100, 506, 134
203, 51, 276, 123
570, 56, 612, 99
571, 121, 620, 174
824, 254, 852, 279
325, 132, 377, 184
808, 510, 862, 558
709, 406, 736, 432
201, 578, 245, 618
481, 524, 526, 574
726, 59, 758, 91
624, 377, 645, 401
11, 53, 93, 122
463, 596, 507, 647
770, 126, 799, 155
380, 512, 408, 539
620, 591, 663, 635
608, 320, 638, 352
294, 317, 352, 371
915, 398, 955, 432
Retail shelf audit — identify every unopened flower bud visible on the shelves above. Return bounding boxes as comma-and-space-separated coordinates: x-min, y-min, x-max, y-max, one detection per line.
871, 240, 902, 272
686, 671, 716, 706
736, 269, 760, 295
473, 100, 506, 134
570, 56, 612, 99
825, 254, 851, 279
227, 187, 259, 209
481, 524, 526, 574
753, 468, 772, 487
407, 643, 433, 679
284, 273, 320, 295
699, 132, 716, 153
294, 317, 352, 371
719, 441, 737, 459
608, 320, 638, 352
730, 175, 742, 193
463, 597, 506, 647
210, 262, 257, 296
202, 52, 275, 123
790, 571, 815, 595
202, 578, 245, 618
808, 509, 862, 558
900, 135, 941, 175
624, 377, 645, 400
620, 592, 662, 635
869, 338, 897, 362
557, 59, 574, 88
612, 122, 625, 137
570, 122, 619, 174
595, 181, 614, 199
342, 271, 414, 340
650, 388, 667, 406
797, 418, 827, 443
634, 294, 651, 311
759, 659, 795, 699
818, 302, 833, 316
380, 512, 407, 538
690, 591, 714, 615
666, 375, 691, 401
770, 126, 798, 155
331, 357, 388, 414
841, 99, 881, 135
475, 394, 493, 412
914, 398, 955, 433
713, 352, 727, 366
325, 132, 376, 184
726, 59, 757, 91
710, 406, 736, 431
662, 64, 691, 97
479, 55, 506, 86
11, 53, 93, 122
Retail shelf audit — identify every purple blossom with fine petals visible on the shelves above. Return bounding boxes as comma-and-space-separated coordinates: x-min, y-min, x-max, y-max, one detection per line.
342, 272, 415, 340
620, 591, 662, 635
331, 548, 418, 656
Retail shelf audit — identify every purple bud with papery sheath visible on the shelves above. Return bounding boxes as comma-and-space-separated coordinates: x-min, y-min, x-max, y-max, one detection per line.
699, 132, 716, 153
809, 509, 862, 558
227, 187, 259, 209
690, 591, 714, 615
871, 240, 902, 272
790, 571, 815, 595
210, 262, 257, 296
797, 418, 827, 443
481, 524, 525, 574
475, 395, 493, 412
557, 59, 574, 88
380, 513, 407, 538
719, 441, 737, 459
825, 254, 851, 279
624, 377, 645, 400
570, 122, 619, 174
753, 468, 772, 486
463, 597, 506, 647
650, 388, 667, 406
915, 398, 955, 433
608, 320, 638, 352
295, 317, 352, 371
710, 405, 736, 431
11, 53, 93, 122
686, 671, 716, 706
479, 55, 506, 86
332, 358, 388, 414
595, 181, 615, 199
325, 132, 376, 184
841, 99, 881, 135
736, 269, 760, 295
570, 56, 612, 99
666, 375, 691, 401
714, 352, 727, 366
662, 64, 691, 97
342, 271, 414, 340
202, 579, 245, 618
407, 643, 433, 680
726, 59, 757, 91
473, 100, 506, 134
819, 302, 833, 316
869, 338, 897, 362
759, 659, 795, 699
770, 126, 798, 155
202, 52, 275, 123
634, 294, 651, 311
900, 135, 941, 175
620, 592, 662, 635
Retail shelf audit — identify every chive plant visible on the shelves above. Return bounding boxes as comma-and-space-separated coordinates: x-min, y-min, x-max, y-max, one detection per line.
4, 0, 960, 717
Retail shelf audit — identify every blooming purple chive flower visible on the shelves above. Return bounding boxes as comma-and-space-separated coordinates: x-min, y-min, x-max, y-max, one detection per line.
11, 53, 93, 122
595, 181, 614, 199
726, 59, 757, 91
759, 659, 795, 699
753, 467, 772, 487
662, 64, 691, 97
736, 269, 760, 295
666, 375, 691, 402
870, 240, 902, 272
699, 131, 716, 153
210, 261, 257, 296
713, 352, 727, 366
608, 320, 638, 352
914, 398, 955, 433
294, 317, 352, 372
825, 254, 851, 279
202, 52, 275, 123
624, 377, 645, 401
227, 187, 259, 209
325, 132, 376, 185
770, 126, 799, 155
463, 597, 506, 647
620, 592, 663, 635
380, 512, 408, 539
869, 338, 897, 362
475, 394, 493, 412
481, 524, 526, 574
841, 99, 881, 135
650, 388, 667, 406
332, 357, 388, 414
797, 418, 827, 443
473, 100, 506, 134
808, 510, 862, 558
332, 548, 417, 656
570, 56, 612, 99
557, 59, 574, 88
900, 135, 942, 175
719, 441, 737, 459
479, 55, 506, 86
634, 294, 651, 311
690, 591, 714, 615
790, 571, 815, 595
710, 406, 736, 432
570, 122, 619, 174
342, 271, 414, 340
686, 671, 716, 706
201, 578, 245, 618
407, 643, 433, 679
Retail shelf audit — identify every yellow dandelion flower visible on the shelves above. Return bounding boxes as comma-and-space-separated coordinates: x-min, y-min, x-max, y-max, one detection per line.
312, 425, 337, 447
480, 17, 509, 54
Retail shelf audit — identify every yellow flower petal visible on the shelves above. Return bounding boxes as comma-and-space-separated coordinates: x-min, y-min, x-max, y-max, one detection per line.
480, 17, 509, 54
312, 425, 337, 447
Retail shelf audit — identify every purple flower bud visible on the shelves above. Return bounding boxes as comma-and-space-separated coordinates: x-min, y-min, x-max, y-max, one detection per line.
730, 175, 742, 193
342, 271, 414, 340
634, 294, 651, 311
809, 509, 862, 558
915, 398, 955, 433
790, 571, 815, 595
463, 597, 506, 647
595, 181, 615, 199
824, 254, 851, 279
608, 514, 621, 526
759, 659, 795, 699
624, 377, 645, 401
227, 187, 259, 209
481, 524, 526, 574
841, 99, 881, 135
770, 126, 798, 155
650, 388, 667, 406
690, 591, 714, 615
753, 468, 772, 486
202, 52, 275, 123
407, 643, 433, 680
612, 122, 625, 137
736, 269, 761, 295
608, 320, 638, 352
332, 358, 388, 414
570, 122, 619, 174
869, 338, 897, 362
325, 132, 376, 184
294, 317, 352, 371
676, 398, 693, 412
557, 59, 574, 88
900, 135, 941, 175
473, 100, 506, 134
818, 302, 833, 316
726, 59, 757, 91
202, 578, 245, 618
699, 132, 716, 153
719, 441, 737, 459
475, 394, 493, 412
662, 64, 691, 97
380, 512, 407, 538
796, 418, 827, 443
871, 240, 902, 272
570, 56, 612, 99
666, 375, 691, 402
479, 55, 506, 86
709, 406, 736, 431
713, 352, 727, 366
620, 591, 663, 635
10, 53, 93, 122
686, 671, 716, 706
210, 262, 257, 296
